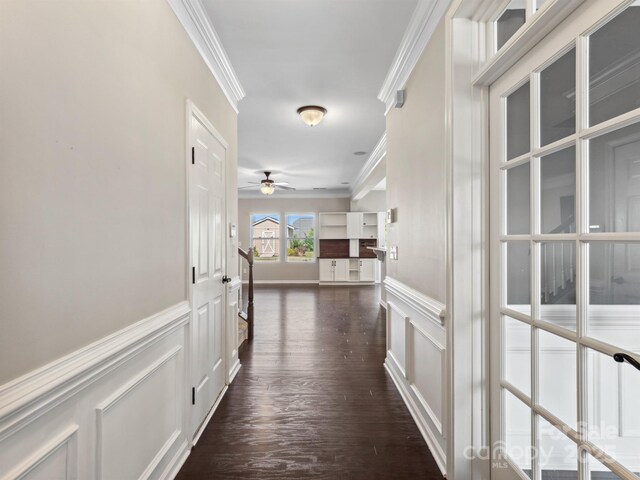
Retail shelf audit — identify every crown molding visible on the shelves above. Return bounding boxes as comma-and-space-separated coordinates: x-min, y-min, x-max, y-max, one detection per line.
167, 0, 246, 113
238, 189, 352, 200
378, 0, 451, 115
351, 133, 387, 199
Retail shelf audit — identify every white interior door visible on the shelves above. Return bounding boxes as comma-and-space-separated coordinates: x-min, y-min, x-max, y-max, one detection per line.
489, 1, 640, 479
189, 104, 227, 439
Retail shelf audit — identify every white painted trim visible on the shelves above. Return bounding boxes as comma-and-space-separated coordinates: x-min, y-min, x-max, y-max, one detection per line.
384, 359, 447, 475
243, 280, 320, 285
409, 319, 446, 435
227, 276, 242, 293
387, 301, 410, 380
0, 302, 190, 442
95, 346, 183, 480
378, 0, 452, 114
228, 360, 241, 384
384, 277, 446, 326
159, 439, 190, 480
472, 0, 585, 86
0, 425, 78, 480
191, 384, 228, 446
166, 0, 245, 113
95, 346, 182, 415
351, 133, 387, 201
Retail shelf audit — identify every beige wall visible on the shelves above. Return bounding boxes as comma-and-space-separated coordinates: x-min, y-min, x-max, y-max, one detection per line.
239, 197, 350, 282
351, 190, 387, 213
0, 0, 238, 384
385, 20, 447, 302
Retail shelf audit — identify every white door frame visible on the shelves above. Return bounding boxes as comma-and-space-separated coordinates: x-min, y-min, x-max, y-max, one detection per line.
443, 0, 587, 478
185, 99, 229, 444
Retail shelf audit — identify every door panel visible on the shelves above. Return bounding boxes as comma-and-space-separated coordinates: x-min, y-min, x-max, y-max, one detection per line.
190, 109, 226, 438
489, 2, 640, 479
334, 259, 349, 282
359, 259, 375, 282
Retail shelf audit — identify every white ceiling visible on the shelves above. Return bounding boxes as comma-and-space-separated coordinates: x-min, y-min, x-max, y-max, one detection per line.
201, 0, 418, 197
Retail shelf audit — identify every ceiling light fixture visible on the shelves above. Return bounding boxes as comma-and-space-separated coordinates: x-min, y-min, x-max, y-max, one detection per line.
297, 105, 327, 127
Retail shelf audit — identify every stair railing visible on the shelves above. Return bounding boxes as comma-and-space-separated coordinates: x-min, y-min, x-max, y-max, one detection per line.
542, 215, 576, 302
238, 247, 254, 341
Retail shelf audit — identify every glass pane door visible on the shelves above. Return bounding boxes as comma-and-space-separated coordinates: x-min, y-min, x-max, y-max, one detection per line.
490, 2, 640, 479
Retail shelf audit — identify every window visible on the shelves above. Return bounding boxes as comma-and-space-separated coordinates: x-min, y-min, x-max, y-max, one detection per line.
285, 213, 315, 263
250, 214, 280, 262
493, 0, 554, 54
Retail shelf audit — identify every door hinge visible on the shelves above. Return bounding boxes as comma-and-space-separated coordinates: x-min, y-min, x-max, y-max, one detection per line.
192, 266, 196, 284
192, 387, 195, 405
191, 147, 195, 165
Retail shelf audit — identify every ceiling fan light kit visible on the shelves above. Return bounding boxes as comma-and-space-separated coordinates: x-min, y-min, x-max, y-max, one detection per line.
297, 105, 327, 127
260, 181, 275, 195
238, 171, 296, 195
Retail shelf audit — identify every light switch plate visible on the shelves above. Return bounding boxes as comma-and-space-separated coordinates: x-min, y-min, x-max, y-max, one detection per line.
229, 223, 237, 238
390, 245, 398, 260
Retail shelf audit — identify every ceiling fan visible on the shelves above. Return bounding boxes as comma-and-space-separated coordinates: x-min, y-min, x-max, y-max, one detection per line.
238, 171, 296, 195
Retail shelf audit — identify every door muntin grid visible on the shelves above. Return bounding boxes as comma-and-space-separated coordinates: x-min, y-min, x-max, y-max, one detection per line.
494, 2, 640, 479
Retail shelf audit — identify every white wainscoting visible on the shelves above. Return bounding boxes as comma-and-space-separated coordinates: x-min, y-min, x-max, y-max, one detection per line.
0, 293, 241, 480
384, 276, 447, 476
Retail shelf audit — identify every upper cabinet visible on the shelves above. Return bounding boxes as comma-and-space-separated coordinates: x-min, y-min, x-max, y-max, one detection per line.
346, 212, 379, 239
320, 211, 380, 240
319, 213, 348, 239
346, 212, 363, 239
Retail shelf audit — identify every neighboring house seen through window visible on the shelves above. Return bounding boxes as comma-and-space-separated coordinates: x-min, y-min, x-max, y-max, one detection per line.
286, 213, 315, 263
250, 214, 280, 262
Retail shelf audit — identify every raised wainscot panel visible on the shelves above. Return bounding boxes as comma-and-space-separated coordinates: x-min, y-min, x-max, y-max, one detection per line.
1, 425, 78, 480
384, 277, 447, 475
96, 346, 183, 480
409, 320, 445, 435
387, 302, 408, 376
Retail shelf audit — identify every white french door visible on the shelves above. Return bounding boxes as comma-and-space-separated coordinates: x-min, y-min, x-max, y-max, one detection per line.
490, 1, 640, 479
188, 103, 227, 439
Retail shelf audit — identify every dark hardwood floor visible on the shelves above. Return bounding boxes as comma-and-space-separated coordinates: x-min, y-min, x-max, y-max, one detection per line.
176, 285, 444, 479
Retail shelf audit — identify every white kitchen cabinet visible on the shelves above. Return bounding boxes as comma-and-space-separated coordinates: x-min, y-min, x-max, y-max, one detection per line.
334, 259, 349, 282
319, 259, 334, 282
359, 259, 376, 282
319, 258, 350, 282
346, 212, 363, 239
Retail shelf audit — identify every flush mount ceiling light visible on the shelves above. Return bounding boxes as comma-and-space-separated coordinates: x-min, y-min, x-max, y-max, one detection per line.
297, 105, 327, 127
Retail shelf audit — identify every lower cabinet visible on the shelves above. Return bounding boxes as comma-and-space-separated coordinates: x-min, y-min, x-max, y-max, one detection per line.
359, 259, 376, 282
319, 259, 334, 282
320, 258, 375, 283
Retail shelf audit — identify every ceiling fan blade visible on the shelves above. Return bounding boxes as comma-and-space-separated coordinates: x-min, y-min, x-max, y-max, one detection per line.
237, 185, 257, 190
272, 182, 290, 186
276, 185, 296, 191
247, 181, 261, 184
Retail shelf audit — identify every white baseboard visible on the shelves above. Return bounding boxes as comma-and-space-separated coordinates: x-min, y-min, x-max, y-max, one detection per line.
192, 384, 228, 447
228, 360, 241, 384
242, 280, 320, 285
385, 359, 447, 475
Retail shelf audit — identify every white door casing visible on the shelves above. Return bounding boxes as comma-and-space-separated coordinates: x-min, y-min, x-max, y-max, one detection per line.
188, 101, 227, 440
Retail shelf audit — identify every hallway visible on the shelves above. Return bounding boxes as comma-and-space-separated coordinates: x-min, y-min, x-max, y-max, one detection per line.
176, 285, 443, 479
